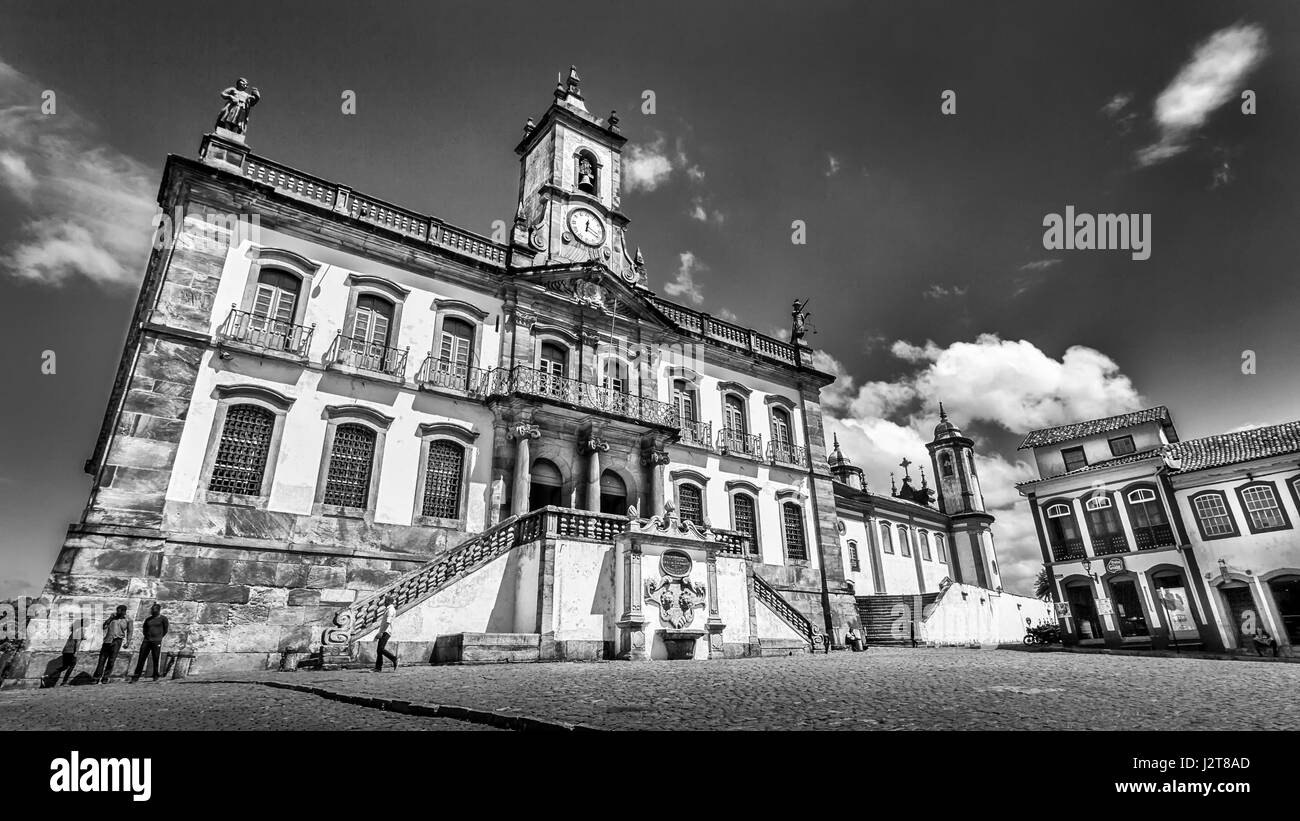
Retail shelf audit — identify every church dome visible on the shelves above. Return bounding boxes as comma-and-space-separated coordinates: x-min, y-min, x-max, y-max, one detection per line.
933, 403, 961, 439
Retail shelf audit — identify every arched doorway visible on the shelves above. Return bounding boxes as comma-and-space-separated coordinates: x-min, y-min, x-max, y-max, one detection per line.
1105, 575, 1150, 638
1063, 581, 1102, 641
1267, 575, 1300, 644
528, 459, 563, 511
1218, 582, 1262, 649
599, 470, 628, 515
1149, 569, 1200, 643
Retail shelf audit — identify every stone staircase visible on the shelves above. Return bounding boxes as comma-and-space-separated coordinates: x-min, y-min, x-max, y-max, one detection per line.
856, 593, 940, 647
754, 574, 814, 654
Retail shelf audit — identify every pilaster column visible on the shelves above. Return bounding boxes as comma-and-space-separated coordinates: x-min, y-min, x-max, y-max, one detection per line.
581, 434, 610, 512
705, 550, 726, 658
508, 422, 541, 516
640, 447, 671, 514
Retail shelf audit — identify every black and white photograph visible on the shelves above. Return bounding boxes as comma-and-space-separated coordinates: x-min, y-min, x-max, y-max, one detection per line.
0, 0, 1295, 801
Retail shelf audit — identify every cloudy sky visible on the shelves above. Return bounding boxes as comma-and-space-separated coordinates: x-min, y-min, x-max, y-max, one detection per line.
1, 1, 1297, 597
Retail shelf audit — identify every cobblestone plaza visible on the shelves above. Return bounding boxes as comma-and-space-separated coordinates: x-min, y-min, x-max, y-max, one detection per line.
5, 648, 1298, 731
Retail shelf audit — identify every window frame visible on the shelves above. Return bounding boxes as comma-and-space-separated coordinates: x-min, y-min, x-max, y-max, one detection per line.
197, 384, 295, 508
724, 480, 761, 557
426, 298, 488, 393
897, 524, 912, 558
1235, 480, 1292, 534
1108, 435, 1136, 457
411, 422, 478, 527
880, 522, 894, 554
848, 539, 861, 572
537, 337, 572, 379
1061, 446, 1088, 473
1043, 499, 1082, 546
312, 404, 394, 520
934, 533, 947, 564
237, 248, 320, 331
341, 274, 409, 352
918, 530, 932, 562
676, 482, 706, 528
1189, 490, 1240, 541
779, 501, 809, 563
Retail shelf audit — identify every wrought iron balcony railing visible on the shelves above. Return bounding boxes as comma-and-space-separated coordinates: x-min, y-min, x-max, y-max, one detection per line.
1134, 524, 1176, 550
1090, 534, 1130, 556
489, 365, 680, 428
717, 428, 763, 459
677, 418, 713, 448
327, 333, 408, 378
767, 441, 809, 468
417, 357, 490, 394
1050, 539, 1087, 562
218, 308, 314, 356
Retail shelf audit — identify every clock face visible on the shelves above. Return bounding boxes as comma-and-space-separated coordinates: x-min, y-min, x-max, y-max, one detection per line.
567, 207, 606, 247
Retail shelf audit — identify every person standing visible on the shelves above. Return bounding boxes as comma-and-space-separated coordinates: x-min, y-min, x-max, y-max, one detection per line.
374, 596, 399, 672
131, 604, 169, 682
92, 605, 132, 684
46, 621, 85, 687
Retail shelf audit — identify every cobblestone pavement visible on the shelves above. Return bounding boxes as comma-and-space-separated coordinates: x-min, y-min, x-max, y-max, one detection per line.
0, 681, 499, 731
6, 647, 1298, 730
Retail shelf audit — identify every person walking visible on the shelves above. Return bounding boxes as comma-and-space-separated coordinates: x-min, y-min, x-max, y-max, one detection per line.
92, 605, 132, 684
46, 622, 84, 687
374, 596, 399, 672
131, 604, 169, 682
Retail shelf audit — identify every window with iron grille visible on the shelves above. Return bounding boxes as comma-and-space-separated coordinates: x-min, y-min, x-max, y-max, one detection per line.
421, 440, 464, 519
1239, 484, 1287, 531
782, 503, 807, 561
678, 483, 704, 526
208, 404, 274, 495
732, 492, 758, 554
324, 423, 377, 508
848, 539, 860, 571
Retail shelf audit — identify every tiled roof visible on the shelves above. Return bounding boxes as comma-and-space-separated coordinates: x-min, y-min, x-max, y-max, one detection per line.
1018, 406, 1174, 450
1168, 421, 1300, 474
1015, 449, 1163, 489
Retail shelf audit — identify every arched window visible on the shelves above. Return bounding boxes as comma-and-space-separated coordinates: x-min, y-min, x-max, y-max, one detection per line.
1190, 491, 1237, 539
848, 539, 861, 572
208, 404, 275, 495
1083, 492, 1127, 554
880, 522, 894, 554
1124, 486, 1172, 548
939, 452, 954, 478
782, 502, 808, 561
323, 423, 377, 509
539, 341, 568, 379
919, 531, 932, 561
1237, 482, 1290, 533
934, 533, 947, 564
678, 483, 705, 526
345, 294, 396, 373
731, 492, 758, 555
898, 525, 912, 558
1044, 501, 1083, 559
529, 459, 563, 510
599, 470, 627, 515
420, 440, 465, 520
249, 269, 302, 349
438, 317, 475, 381
724, 394, 747, 436
770, 407, 793, 453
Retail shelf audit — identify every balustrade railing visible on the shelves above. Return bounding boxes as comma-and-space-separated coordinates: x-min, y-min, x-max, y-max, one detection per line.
1134, 524, 1176, 550
1050, 539, 1087, 562
717, 428, 763, 459
767, 441, 809, 468
1090, 534, 1130, 556
491, 366, 680, 428
649, 296, 800, 367
678, 418, 713, 448
218, 308, 313, 356
327, 333, 409, 378
417, 358, 490, 394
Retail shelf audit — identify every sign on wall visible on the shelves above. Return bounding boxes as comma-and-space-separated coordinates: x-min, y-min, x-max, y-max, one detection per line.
1156, 587, 1195, 634
1105, 557, 1126, 574
1054, 601, 1071, 619
659, 549, 694, 579
1095, 598, 1114, 616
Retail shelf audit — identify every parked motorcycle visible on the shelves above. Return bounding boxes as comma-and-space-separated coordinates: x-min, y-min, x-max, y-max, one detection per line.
1022, 622, 1061, 646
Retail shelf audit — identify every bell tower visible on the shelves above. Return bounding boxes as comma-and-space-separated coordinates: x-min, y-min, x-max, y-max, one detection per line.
925, 405, 1002, 590
510, 66, 645, 287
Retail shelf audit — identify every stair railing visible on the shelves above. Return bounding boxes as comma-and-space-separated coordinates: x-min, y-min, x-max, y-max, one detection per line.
753, 574, 815, 646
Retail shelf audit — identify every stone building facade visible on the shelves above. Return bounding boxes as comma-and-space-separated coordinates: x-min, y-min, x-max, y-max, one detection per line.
16, 68, 1019, 676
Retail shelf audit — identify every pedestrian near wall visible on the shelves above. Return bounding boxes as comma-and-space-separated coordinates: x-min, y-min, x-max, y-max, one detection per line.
47, 622, 84, 687
92, 605, 132, 684
373, 596, 399, 672
131, 604, 169, 682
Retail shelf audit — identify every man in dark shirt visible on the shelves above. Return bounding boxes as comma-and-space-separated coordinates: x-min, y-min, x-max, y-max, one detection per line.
131, 604, 169, 682
92, 605, 132, 684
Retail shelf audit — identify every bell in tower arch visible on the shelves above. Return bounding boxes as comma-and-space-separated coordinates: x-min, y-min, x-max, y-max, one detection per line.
577, 154, 597, 194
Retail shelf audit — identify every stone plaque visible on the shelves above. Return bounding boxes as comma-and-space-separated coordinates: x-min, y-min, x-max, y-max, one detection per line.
660, 549, 693, 579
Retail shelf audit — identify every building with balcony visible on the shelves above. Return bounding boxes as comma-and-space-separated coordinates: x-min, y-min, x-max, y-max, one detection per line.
1017, 406, 1300, 654
20, 68, 1024, 675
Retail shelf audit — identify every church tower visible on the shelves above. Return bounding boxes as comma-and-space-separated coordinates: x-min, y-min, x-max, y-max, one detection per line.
510, 66, 645, 287
925, 405, 1002, 590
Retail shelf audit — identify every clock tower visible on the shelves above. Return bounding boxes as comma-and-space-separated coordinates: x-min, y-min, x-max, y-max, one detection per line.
510, 66, 646, 287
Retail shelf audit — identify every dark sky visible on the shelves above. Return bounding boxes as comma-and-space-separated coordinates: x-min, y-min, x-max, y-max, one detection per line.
1, 1, 1297, 596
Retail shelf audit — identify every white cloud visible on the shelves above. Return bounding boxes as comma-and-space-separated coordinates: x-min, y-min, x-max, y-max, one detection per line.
1137, 23, 1268, 167
0, 57, 155, 288
687, 195, 725, 224
816, 335, 1144, 595
825, 153, 841, 177
923, 283, 967, 300
1100, 92, 1132, 119
664, 251, 706, 305
623, 134, 674, 192
1012, 258, 1063, 298
717, 308, 739, 323
686, 164, 705, 183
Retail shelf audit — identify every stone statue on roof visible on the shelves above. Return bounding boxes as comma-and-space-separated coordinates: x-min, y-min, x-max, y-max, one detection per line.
216, 78, 261, 136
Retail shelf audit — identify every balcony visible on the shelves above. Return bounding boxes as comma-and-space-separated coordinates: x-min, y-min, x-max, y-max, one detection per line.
1051, 539, 1087, 562
417, 357, 489, 394
768, 441, 809, 469
326, 333, 409, 380
487, 365, 679, 429
1134, 524, 1176, 550
217, 309, 313, 358
1091, 534, 1130, 556
677, 418, 713, 448
717, 428, 763, 460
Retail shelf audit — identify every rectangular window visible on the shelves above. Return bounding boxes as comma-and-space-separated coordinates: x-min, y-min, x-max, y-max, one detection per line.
935, 536, 947, 563
678, 484, 704, 526
848, 541, 860, 572
732, 493, 758, 555
783, 504, 807, 561
324, 424, 377, 509
208, 405, 274, 495
880, 525, 894, 554
1193, 494, 1235, 537
1108, 435, 1136, 456
421, 440, 465, 520
1062, 446, 1088, 472
899, 529, 912, 558
1241, 485, 1286, 531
